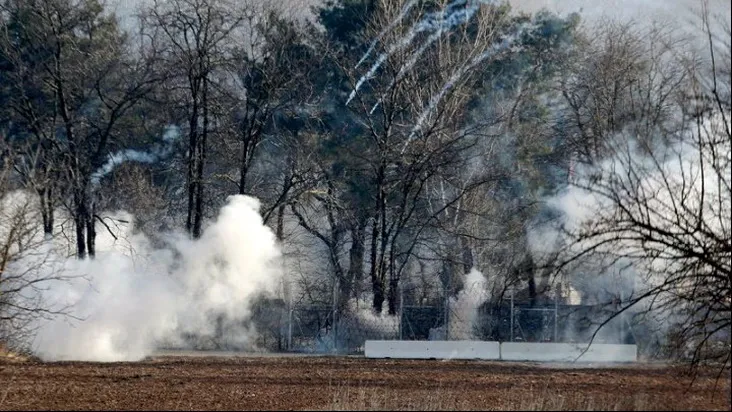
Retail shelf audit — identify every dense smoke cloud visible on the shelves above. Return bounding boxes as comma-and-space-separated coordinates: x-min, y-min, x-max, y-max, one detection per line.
4, 195, 282, 361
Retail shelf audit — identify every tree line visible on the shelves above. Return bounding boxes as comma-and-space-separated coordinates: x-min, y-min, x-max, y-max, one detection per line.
0, 0, 729, 365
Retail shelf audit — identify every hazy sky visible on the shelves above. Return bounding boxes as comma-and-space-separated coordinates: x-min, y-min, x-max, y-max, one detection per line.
510, 0, 730, 28
111, 0, 731, 38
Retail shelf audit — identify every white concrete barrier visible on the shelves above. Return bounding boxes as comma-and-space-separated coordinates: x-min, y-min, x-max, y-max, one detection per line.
499, 342, 637, 362
364, 340, 501, 360
364, 340, 637, 362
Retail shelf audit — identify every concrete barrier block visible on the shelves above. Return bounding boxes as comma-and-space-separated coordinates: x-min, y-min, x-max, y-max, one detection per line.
500, 342, 637, 362
365, 340, 501, 360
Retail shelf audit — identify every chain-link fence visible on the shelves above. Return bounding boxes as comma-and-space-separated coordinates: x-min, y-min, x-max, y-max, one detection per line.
267, 282, 636, 354
285, 304, 400, 353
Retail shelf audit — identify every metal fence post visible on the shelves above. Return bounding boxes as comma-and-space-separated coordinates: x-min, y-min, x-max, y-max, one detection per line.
399, 281, 404, 340
332, 275, 338, 354
287, 308, 293, 351
510, 287, 515, 342
282, 261, 290, 352
444, 285, 450, 341
554, 285, 559, 342
619, 291, 624, 344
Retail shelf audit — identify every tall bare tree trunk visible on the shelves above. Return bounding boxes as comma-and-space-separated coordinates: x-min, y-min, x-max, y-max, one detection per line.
86, 199, 96, 258
370, 163, 386, 314
186, 80, 200, 238
193, 77, 208, 239
38, 186, 54, 237
73, 185, 96, 259
348, 217, 367, 300
275, 203, 286, 241
387, 276, 399, 316
74, 212, 86, 259
369, 214, 384, 314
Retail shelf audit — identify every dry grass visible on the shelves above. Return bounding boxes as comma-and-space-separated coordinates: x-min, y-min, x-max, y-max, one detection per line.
325, 380, 714, 411
327, 380, 467, 411
0, 343, 28, 363
512, 387, 652, 411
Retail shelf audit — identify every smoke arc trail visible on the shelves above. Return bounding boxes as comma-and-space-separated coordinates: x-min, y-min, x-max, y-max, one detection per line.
356, 0, 419, 69
90, 125, 179, 186
347, 0, 485, 106
348, 0, 536, 152
403, 21, 535, 152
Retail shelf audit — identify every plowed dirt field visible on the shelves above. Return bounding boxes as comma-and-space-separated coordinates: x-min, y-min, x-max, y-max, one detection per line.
1, 355, 730, 410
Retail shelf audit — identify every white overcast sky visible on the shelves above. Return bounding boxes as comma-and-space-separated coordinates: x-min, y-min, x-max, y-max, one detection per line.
111, 0, 730, 41
111, 0, 731, 23
511, 0, 730, 32
511, 0, 728, 19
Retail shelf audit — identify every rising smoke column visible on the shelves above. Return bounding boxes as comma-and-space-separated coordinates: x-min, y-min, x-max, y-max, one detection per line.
447, 268, 488, 340
19, 194, 282, 361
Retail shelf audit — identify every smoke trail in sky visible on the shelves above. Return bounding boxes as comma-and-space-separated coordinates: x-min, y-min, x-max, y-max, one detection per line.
349, 0, 538, 145
356, 0, 419, 68
370, 27, 447, 114
347, 0, 492, 106
403, 21, 533, 152
91, 125, 179, 186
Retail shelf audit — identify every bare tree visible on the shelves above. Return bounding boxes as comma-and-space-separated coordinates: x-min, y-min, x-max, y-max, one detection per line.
558, 19, 689, 165
143, 0, 250, 239
289, 0, 534, 315
0, 144, 74, 352
0, 0, 158, 258
229, 9, 316, 196
555, 11, 731, 367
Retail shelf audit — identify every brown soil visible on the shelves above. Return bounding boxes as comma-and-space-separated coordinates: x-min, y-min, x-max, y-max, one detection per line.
0, 355, 729, 411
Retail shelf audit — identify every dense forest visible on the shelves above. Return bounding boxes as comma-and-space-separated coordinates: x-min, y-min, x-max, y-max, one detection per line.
0, 0, 729, 366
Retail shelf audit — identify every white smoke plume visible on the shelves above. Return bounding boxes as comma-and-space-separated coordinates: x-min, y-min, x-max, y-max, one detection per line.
447, 268, 488, 340
347, 300, 400, 339
527, 108, 731, 352
4, 194, 282, 361
90, 125, 179, 186
546, 132, 729, 295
